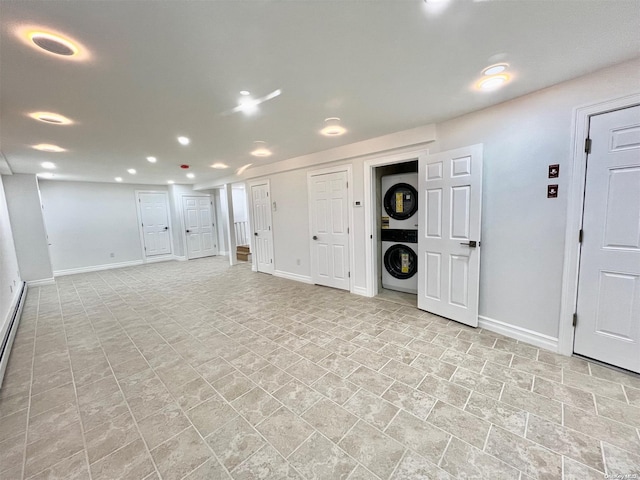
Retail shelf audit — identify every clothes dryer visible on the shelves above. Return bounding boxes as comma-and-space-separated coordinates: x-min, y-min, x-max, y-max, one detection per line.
381, 229, 418, 294
381, 173, 418, 230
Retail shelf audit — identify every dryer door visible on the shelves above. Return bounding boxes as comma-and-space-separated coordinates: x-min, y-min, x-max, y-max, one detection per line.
383, 183, 418, 220
384, 244, 418, 279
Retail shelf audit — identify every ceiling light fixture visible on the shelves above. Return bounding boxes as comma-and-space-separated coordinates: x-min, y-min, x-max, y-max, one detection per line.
482, 63, 509, 76
236, 163, 253, 175
115, 177, 123, 182
476, 74, 510, 91
32, 143, 66, 152
28, 111, 73, 125
211, 162, 228, 169
37, 172, 55, 179
250, 141, 272, 157
146, 156, 157, 163
186, 173, 195, 179
240, 90, 250, 96
127, 168, 136, 174
167, 180, 175, 184
177, 136, 190, 145
16, 26, 89, 61
41, 162, 56, 169
320, 117, 347, 136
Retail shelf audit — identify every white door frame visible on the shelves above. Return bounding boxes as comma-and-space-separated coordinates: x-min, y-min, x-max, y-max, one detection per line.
364, 148, 429, 297
180, 193, 216, 260
135, 190, 173, 262
247, 179, 275, 274
307, 164, 355, 293
558, 93, 640, 356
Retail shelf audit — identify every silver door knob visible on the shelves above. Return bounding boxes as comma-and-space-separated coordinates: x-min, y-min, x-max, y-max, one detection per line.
312, 235, 318, 240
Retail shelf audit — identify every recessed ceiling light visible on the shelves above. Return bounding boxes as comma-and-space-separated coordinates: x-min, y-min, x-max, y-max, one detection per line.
115, 177, 123, 182
476, 74, 510, 91
28, 111, 73, 125
41, 161, 56, 169
16, 26, 89, 61
127, 168, 136, 174
211, 162, 229, 169
32, 143, 66, 152
167, 180, 175, 184
177, 136, 190, 145
321, 117, 347, 136
186, 173, 195, 179
251, 141, 272, 157
146, 156, 157, 163
37, 172, 55, 179
240, 90, 250, 96
237, 163, 253, 175
482, 63, 509, 76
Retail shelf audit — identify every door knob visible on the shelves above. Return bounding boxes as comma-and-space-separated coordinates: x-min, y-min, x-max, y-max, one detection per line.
254, 232, 258, 236
186, 229, 191, 233
460, 240, 477, 248
164, 226, 169, 230
312, 235, 318, 240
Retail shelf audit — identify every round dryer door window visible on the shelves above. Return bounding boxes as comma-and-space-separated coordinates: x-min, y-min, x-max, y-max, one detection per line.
384, 244, 418, 280
383, 183, 418, 220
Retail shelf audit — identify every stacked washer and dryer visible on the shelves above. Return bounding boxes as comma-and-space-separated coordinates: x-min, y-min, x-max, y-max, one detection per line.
381, 173, 419, 294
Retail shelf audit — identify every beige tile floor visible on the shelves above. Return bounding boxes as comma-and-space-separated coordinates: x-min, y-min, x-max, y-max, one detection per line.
1, 256, 639, 480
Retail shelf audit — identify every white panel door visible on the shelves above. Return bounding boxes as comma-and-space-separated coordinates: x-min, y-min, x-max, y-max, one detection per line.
182, 196, 217, 260
417, 145, 483, 327
250, 183, 274, 274
310, 171, 350, 291
138, 192, 171, 257
574, 105, 640, 373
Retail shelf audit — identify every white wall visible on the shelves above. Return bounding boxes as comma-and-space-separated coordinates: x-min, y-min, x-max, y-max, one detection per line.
0, 176, 22, 344
214, 188, 229, 254
431, 58, 640, 339
232, 185, 247, 223
39, 180, 168, 272
2, 174, 53, 282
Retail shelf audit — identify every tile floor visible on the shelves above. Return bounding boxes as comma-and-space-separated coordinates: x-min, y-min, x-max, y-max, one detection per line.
1, 256, 639, 480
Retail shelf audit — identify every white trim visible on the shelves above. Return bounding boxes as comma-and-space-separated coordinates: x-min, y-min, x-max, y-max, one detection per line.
307, 164, 355, 293
54, 260, 143, 277
173, 255, 187, 262
273, 270, 313, 284
0, 281, 26, 387
558, 93, 640, 356
135, 190, 173, 260
364, 148, 431, 297
26, 277, 56, 286
352, 286, 368, 297
247, 179, 274, 275
478, 315, 558, 353
144, 254, 174, 264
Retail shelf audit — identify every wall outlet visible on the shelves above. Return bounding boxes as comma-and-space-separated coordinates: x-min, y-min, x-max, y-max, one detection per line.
110, 252, 115, 258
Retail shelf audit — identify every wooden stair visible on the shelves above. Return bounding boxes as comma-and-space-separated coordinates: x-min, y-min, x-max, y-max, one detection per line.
236, 245, 251, 262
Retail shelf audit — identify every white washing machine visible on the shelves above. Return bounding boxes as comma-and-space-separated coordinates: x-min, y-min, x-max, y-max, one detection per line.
381, 229, 418, 294
381, 173, 419, 230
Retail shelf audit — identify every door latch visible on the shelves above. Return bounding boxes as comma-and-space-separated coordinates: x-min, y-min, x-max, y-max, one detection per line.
460, 241, 477, 248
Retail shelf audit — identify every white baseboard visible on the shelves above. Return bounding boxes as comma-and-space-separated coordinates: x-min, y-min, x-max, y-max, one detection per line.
144, 255, 175, 264
173, 255, 187, 262
273, 270, 313, 284
0, 281, 27, 387
26, 277, 56, 286
352, 286, 369, 297
478, 315, 558, 352
219, 250, 228, 256
54, 260, 144, 277
251, 264, 257, 272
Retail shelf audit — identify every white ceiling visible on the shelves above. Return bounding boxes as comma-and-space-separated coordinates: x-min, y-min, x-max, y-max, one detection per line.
1, 0, 639, 186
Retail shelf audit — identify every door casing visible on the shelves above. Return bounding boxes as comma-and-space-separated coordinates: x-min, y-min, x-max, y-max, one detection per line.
558, 93, 640, 356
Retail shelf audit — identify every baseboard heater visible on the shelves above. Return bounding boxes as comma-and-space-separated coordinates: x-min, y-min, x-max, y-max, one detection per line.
0, 281, 27, 388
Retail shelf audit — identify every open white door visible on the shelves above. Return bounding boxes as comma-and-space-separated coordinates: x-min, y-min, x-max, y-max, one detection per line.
250, 182, 274, 274
309, 170, 350, 291
182, 196, 217, 260
417, 145, 483, 327
137, 192, 171, 257
574, 105, 640, 373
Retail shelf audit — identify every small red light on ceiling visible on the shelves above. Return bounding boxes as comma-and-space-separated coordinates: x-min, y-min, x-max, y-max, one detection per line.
180, 164, 189, 169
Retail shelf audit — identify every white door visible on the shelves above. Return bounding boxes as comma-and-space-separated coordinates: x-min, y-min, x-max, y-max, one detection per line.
250, 183, 274, 274
182, 196, 217, 260
574, 105, 640, 373
138, 192, 171, 257
309, 171, 350, 291
417, 145, 483, 327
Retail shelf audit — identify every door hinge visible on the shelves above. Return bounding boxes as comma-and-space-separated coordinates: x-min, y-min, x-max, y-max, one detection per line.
141, 223, 144, 227
346, 181, 348, 188
572, 313, 577, 327
584, 137, 592, 154
268, 226, 271, 231
370, 234, 373, 239
267, 192, 269, 197
271, 259, 273, 263
578, 229, 583, 243
348, 271, 351, 278
347, 227, 349, 234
